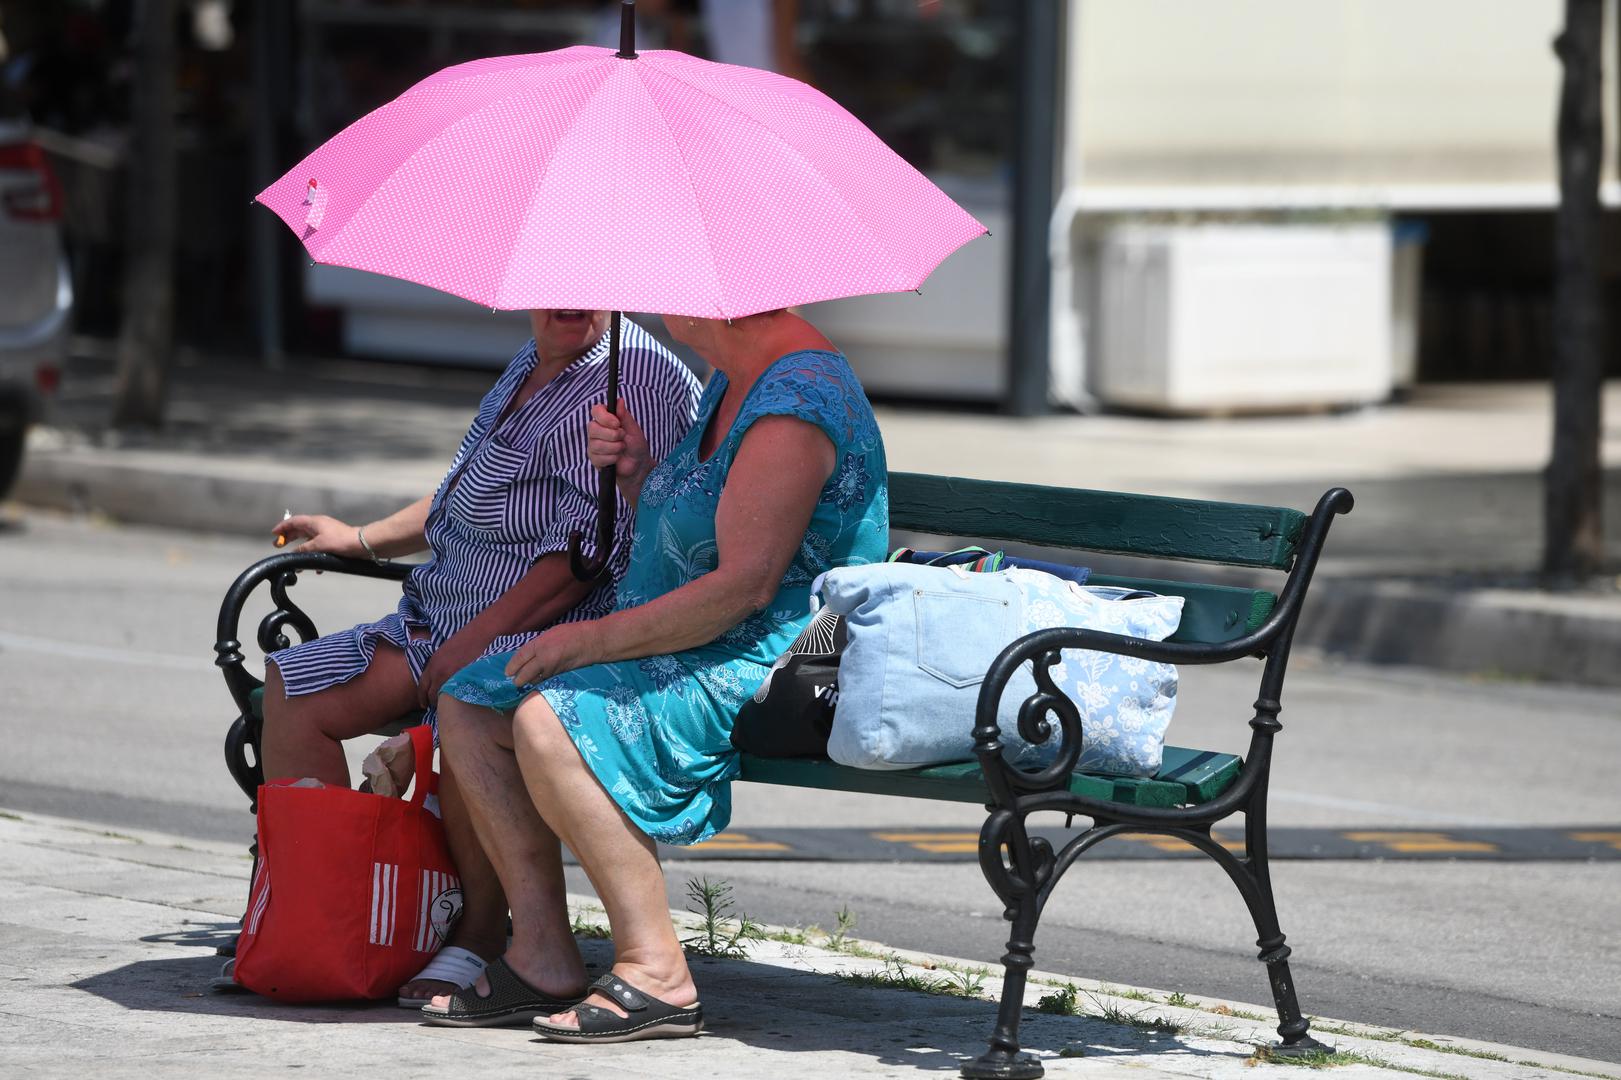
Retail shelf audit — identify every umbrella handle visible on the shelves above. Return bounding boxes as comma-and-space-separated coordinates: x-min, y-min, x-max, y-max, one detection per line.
567, 471, 617, 582
569, 311, 623, 583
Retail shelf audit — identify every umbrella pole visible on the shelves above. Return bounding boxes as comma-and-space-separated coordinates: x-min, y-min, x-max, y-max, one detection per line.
569, 310, 622, 582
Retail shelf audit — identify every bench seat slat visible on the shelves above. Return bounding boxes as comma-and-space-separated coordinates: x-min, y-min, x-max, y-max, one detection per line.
738, 747, 1241, 808
247, 691, 1241, 809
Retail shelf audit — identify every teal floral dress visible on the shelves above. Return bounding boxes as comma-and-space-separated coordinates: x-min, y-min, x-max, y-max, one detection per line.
441, 350, 887, 844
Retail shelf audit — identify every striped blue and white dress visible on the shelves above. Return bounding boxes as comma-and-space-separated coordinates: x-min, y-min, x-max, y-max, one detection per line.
270, 320, 702, 726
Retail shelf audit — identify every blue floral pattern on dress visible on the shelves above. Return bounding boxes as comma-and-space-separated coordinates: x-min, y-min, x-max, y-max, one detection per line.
440, 350, 888, 846
822, 452, 870, 512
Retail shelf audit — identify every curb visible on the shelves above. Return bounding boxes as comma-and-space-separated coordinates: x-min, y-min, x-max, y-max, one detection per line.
16, 440, 1621, 689
15, 443, 428, 539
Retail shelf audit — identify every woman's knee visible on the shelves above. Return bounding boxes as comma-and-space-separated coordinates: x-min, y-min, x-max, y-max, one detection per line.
511, 696, 569, 763
436, 694, 507, 755
435, 695, 472, 749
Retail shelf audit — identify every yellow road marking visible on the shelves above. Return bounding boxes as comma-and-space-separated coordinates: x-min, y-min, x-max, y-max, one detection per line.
873, 832, 979, 841
1342, 831, 1497, 853
1118, 831, 1244, 853
872, 831, 980, 855
688, 831, 790, 853
1570, 831, 1621, 851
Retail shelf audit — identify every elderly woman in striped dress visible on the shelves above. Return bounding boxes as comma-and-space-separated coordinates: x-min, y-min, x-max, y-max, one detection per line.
261, 309, 701, 1005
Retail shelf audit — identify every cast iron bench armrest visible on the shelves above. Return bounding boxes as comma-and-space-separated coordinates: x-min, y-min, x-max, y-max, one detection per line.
213, 551, 412, 802
966, 486, 1354, 820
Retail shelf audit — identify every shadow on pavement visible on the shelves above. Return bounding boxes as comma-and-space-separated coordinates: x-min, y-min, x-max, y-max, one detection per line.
70, 935, 1256, 1072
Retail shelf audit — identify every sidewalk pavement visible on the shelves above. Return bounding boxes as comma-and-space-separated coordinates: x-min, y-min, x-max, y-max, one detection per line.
5, 809, 1615, 1080
11, 350, 1621, 686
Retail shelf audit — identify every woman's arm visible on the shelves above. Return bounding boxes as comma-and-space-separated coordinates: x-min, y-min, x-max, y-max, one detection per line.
272, 495, 434, 559
417, 550, 595, 705
504, 415, 835, 686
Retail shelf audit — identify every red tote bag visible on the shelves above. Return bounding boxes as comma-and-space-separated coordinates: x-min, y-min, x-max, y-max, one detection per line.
233, 724, 461, 1001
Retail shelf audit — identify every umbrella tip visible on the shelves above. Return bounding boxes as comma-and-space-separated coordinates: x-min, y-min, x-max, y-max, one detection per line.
616, 0, 637, 59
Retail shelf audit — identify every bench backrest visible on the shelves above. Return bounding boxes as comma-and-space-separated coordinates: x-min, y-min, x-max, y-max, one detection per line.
889, 472, 1305, 646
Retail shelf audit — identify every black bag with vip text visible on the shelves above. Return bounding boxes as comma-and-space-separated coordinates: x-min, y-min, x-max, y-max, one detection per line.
731, 608, 845, 758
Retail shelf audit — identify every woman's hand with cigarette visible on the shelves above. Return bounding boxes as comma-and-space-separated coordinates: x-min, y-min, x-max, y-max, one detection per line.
272, 513, 368, 558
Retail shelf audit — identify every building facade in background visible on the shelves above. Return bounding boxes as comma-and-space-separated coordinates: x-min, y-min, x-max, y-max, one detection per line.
3, 0, 1618, 409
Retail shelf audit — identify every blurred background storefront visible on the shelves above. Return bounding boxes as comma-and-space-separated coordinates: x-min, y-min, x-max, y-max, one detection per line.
2, 0, 1618, 412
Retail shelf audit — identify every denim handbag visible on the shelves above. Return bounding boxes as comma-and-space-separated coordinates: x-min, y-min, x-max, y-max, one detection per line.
818, 564, 1183, 776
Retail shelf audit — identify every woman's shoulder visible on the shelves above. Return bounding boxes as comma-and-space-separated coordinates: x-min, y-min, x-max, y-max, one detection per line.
744, 350, 878, 448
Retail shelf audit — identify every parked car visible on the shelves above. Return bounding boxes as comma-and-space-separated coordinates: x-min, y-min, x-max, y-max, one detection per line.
0, 117, 70, 500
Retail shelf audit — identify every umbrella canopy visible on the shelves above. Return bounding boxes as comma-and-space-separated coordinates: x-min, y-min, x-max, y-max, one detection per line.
257, 6, 986, 580
256, 46, 985, 319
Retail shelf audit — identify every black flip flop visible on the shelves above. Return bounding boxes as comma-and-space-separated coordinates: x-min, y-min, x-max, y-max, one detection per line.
532, 972, 703, 1043
420, 957, 583, 1028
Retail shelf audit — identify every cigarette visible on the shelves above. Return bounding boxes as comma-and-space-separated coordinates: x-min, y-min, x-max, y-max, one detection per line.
274, 509, 291, 547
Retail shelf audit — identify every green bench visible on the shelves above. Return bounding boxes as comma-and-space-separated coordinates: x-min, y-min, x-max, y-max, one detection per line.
215, 471, 1353, 1079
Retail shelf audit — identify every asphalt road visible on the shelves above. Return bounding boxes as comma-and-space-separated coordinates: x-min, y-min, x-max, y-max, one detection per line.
2, 509, 1618, 1061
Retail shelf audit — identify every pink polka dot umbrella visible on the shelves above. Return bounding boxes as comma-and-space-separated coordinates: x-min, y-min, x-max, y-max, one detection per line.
256, 2, 986, 578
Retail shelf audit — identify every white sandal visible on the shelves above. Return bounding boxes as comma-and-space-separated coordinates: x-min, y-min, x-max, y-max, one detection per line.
397, 946, 489, 1008
209, 958, 244, 992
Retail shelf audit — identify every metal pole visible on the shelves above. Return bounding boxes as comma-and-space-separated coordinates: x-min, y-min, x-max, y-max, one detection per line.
1006, 0, 1062, 416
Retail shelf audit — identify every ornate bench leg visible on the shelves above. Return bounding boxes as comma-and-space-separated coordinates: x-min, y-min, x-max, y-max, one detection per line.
1238, 794, 1330, 1056
963, 814, 1049, 1080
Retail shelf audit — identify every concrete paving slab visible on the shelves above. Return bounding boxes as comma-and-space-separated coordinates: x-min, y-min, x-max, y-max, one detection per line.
2, 811, 1615, 1080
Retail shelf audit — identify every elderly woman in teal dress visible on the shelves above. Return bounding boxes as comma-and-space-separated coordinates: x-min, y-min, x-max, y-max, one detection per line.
424, 308, 887, 1042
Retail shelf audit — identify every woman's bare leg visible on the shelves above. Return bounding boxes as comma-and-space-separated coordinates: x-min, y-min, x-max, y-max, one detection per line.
397, 764, 510, 999
508, 694, 696, 1027
432, 696, 587, 1001
260, 645, 419, 787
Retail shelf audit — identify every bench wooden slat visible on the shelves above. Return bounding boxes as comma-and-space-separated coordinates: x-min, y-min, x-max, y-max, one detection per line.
737, 747, 1241, 808
890, 472, 1305, 570
1085, 574, 1276, 644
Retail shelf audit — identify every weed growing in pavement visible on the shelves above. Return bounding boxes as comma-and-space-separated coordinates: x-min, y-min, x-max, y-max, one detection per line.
1303, 1022, 1617, 1079
1058, 1047, 1087, 1058
945, 966, 990, 997
830, 904, 857, 951
836, 954, 947, 995
1248, 1047, 1474, 1080
569, 906, 611, 940
835, 954, 990, 999
1163, 991, 1193, 1008
770, 925, 814, 946
1085, 992, 1183, 1035
1510, 1062, 1621, 1080
0, 811, 22, 821
1209, 1003, 1274, 1022
1405, 1039, 1508, 1062
681, 877, 764, 959
1035, 983, 1080, 1015
1107, 985, 1155, 1003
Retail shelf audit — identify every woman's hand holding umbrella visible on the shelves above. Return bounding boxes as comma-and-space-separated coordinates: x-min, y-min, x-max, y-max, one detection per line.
587, 402, 653, 504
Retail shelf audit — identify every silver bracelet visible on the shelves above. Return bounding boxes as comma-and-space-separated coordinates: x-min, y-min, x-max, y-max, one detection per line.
356, 525, 388, 564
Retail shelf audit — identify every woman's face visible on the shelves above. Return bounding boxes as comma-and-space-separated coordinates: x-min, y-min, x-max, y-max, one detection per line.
531, 309, 610, 364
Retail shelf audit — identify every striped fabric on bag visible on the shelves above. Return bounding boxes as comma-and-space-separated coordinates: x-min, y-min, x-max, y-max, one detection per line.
368, 862, 399, 947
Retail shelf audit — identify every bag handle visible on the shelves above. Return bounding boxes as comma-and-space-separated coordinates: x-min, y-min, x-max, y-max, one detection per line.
406, 724, 437, 808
